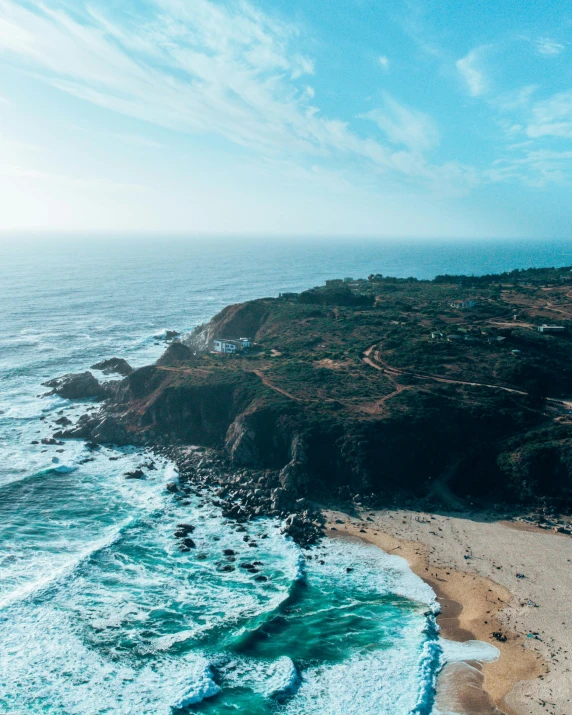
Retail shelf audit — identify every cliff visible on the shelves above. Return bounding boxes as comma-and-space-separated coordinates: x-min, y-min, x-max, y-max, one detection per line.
66, 266, 572, 510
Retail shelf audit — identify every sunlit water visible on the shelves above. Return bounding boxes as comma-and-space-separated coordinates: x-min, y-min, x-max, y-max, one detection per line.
1, 236, 559, 714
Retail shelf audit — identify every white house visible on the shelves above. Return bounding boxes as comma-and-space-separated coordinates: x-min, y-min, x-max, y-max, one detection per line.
213, 337, 253, 353
538, 325, 565, 334
450, 300, 477, 309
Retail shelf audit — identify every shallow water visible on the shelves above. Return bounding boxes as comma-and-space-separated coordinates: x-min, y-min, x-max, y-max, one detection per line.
0, 237, 548, 713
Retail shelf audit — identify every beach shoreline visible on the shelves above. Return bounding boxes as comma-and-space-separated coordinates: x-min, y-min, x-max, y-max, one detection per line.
324, 508, 571, 715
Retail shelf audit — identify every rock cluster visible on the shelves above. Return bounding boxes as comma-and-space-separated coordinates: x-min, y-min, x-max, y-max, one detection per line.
158, 445, 326, 547
54, 411, 127, 444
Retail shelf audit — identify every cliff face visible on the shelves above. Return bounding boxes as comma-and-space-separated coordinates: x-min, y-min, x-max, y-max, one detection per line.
111, 365, 262, 448
87, 268, 572, 508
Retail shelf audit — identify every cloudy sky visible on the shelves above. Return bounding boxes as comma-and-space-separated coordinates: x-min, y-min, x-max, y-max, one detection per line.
1, 0, 572, 237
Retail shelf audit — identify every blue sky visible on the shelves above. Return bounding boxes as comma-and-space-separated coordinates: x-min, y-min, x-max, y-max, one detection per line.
1, 0, 572, 237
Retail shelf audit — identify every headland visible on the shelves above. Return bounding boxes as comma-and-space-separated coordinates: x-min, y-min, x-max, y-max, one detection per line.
46, 266, 572, 713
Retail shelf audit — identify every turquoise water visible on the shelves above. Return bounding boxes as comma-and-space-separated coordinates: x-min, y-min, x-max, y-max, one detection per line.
0, 237, 558, 714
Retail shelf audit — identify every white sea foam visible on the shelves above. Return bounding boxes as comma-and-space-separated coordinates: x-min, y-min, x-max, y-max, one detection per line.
262, 656, 300, 700
284, 640, 433, 714
0, 519, 130, 611
440, 638, 499, 663
312, 536, 437, 608
171, 661, 221, 708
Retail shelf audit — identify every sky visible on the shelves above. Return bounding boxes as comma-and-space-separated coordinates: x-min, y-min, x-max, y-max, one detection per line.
0, 0, 572, 238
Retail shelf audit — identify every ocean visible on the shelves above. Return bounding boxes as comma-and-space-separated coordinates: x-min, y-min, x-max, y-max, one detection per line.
0, 236, 567, 715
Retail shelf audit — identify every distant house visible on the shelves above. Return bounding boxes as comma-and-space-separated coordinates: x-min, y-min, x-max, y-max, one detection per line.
447, 334, 464, 342
538, 325, 565, 334
213, 337, 253, 353
450, 300, 477, 309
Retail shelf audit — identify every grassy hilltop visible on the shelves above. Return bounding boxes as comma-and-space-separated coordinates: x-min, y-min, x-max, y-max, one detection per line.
110, 266, 572, 509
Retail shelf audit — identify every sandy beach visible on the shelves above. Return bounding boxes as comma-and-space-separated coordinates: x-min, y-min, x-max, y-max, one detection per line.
324, 508, 572, 715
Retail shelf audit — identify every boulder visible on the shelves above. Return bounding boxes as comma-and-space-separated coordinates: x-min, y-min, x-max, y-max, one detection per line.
43, 372, 107, 400
55, 416, 72, 426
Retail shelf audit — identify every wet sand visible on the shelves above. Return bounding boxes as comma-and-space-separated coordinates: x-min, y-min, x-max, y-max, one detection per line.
324, 508, 572, 715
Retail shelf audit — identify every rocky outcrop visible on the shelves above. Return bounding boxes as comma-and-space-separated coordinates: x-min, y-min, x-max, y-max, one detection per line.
184, 299, 271, 352
90, 415, 128, 444
138, 381, 254, 447
155, 330, 180, 341
278, 434, 309, 495
156, 342, 194, 366
43, 372, 108, 400
54, 412, 128, 445
91, 358, 133, 376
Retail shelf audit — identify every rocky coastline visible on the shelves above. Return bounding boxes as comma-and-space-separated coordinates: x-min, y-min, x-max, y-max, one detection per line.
36, 267, 572, 715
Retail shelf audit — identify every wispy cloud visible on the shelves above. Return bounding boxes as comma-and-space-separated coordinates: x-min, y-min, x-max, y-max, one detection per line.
0, 0, 474, 193
526, 91, 572, 139
535, 38, 565, 56
489, 149, 572, 187
362, 94, 439, 152
378, 55, 390, 71
456, 47, 489, 97
494, 85, 537, 113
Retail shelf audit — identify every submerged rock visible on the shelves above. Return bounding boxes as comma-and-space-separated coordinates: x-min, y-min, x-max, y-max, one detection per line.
174, 524, 195, 538
125, 469, 145, 480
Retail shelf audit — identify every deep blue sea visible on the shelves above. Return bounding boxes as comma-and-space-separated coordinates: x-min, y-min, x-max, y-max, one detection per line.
1, 236, 567, 715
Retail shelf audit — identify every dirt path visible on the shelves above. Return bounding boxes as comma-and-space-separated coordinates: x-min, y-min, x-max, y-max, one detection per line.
158, 364, 303, 403
362, 343, 529, 397
362, 344, 572, 414
543, 301, 572, 318
252, 369, 302, 402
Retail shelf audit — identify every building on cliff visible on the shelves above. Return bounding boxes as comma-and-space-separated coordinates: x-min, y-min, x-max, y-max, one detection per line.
450, 300, 477, 309
213, 338, 253, 353
538, 325, 565, 334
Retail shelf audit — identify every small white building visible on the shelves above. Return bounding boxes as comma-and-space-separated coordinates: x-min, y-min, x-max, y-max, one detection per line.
450, 300, 477, 309
538, 325, 565, 334
213, 337, 253, 353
